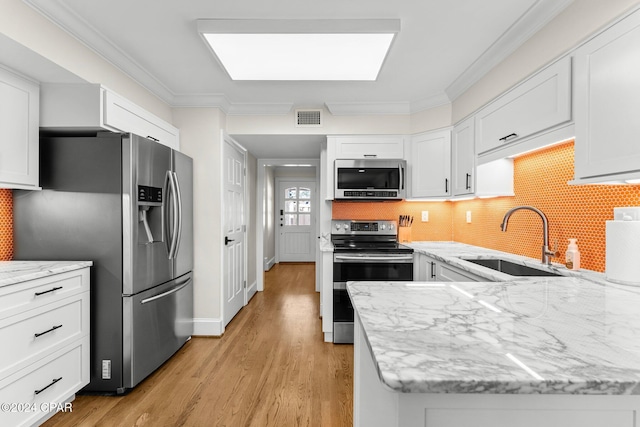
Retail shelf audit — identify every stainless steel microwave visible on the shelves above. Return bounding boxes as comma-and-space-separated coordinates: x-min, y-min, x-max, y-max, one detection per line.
334, 159, 406, 200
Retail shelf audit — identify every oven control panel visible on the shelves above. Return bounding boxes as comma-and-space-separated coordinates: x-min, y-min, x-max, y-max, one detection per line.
331, 220, 397, 235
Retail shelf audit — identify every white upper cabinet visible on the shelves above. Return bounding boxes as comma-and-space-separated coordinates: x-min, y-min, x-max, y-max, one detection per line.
0, 67, 40, 190
452, 116, 475, 196
408, 129, 451, 198
572, 7, 640, 183
332, 135, 404, 159
40, 83, 180, 150
475, 56, 572, 158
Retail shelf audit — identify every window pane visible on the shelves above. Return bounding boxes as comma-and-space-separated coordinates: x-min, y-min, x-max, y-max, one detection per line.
298, 200, 311, 212
285, 201, 297, 213
284, 214, 297, 226
285, 187, 297, 199
299, 188, 311, 199
299, 214, 311, 226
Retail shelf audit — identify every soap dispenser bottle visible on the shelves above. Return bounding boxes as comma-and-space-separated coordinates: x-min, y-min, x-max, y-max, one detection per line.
566, 238, 580, 270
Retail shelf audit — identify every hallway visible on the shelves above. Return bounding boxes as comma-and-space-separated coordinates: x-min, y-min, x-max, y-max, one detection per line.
43, 262, 353, 427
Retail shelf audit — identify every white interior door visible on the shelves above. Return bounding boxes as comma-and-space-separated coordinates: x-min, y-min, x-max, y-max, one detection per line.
278, 180, 316, 262
223, 136, 246, 326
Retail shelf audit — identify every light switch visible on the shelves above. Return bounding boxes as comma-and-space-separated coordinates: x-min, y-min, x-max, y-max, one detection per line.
421, 211, 429, 222
466, 211, 472, 223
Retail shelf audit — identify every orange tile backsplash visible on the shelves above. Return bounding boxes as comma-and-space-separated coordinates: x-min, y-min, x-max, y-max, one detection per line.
332, 200, 453, 242
0, 189, 13, 260
334, 141, 640, 272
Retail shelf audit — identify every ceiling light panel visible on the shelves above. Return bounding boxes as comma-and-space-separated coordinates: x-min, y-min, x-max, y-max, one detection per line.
198, 19, 400, 81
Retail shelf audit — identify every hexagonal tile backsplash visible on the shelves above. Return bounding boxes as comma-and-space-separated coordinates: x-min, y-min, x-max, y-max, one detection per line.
334, 141, 640, 272
0, 189, 12, 260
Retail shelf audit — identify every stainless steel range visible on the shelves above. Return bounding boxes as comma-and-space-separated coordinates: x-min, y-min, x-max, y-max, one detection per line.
331, 219, 414, 343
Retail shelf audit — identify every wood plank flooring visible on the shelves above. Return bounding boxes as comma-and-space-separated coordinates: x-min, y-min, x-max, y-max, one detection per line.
43, 262, 353, 427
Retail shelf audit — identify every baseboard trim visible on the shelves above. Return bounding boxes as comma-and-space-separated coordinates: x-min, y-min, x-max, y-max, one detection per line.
247, 280, 258, 302
264, 257, 276, 271
193, 317, 223, 336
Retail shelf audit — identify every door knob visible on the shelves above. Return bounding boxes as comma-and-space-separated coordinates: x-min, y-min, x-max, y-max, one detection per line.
225, 236, 235, 245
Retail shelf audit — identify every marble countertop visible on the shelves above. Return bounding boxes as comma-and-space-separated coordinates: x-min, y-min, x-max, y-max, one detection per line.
348, 241, 640, 395
0, 260, 93, 288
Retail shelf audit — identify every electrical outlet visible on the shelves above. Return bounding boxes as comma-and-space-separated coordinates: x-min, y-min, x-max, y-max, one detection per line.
466, 211, 472, 223
421, 211, 429, 222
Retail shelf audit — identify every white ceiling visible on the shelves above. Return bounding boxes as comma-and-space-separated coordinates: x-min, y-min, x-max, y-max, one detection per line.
21, 0, 574, 159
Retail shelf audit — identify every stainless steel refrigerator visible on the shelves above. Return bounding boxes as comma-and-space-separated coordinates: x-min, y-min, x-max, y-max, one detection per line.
13, 132, 193, 394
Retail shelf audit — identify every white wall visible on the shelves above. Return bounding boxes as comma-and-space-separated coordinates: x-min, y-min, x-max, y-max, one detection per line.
452, 0, 640, 122
227, 106, 413, 135
172, 107, 226, 334
246, 152, 258, 286
0, 0, 172, 122
263, 166, 276, 270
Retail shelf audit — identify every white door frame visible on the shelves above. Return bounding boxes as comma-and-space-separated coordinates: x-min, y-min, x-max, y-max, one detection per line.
275, 177, 317, 263
255, 159, 320, 292
220, 131, 249, 331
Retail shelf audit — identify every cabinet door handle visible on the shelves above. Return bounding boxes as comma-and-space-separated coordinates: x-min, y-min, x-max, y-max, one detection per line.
465, 173, 471, 190
363, 154, 377, 158
445, 178, 449, 193
34, 286, 63, 297
430, 262, 436, 279
498, 133, 518, 142
35, 377, 63, 395
34, 324, 63, 338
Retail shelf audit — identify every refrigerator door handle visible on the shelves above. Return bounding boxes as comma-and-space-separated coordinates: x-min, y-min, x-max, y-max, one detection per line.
172, 171, 183, 258
140, 278, 192, 305
167, 170, 180, 259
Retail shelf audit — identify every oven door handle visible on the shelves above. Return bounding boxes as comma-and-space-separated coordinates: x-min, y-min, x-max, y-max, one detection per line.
334, 255, 414, 262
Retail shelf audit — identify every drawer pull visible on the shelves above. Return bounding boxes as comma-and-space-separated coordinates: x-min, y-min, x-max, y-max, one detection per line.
34, 324, 63, 338
34, 286, 63, 297
35, 377, 62, 395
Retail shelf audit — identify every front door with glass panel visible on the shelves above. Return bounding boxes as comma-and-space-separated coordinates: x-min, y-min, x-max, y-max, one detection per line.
278, 180, 316, 262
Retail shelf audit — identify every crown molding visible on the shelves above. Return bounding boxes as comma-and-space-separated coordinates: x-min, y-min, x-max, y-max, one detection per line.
227, 103, 294, 115
445, 0, 574, 102
24, 0, 176, 103
409, 92, 451, 113
325, 101, 410, 116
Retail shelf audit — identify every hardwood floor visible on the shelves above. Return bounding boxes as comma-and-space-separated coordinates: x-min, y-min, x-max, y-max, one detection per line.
43, 263, 353, 427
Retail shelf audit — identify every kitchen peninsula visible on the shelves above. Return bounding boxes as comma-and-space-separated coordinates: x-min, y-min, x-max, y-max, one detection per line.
349, 243, 640, 427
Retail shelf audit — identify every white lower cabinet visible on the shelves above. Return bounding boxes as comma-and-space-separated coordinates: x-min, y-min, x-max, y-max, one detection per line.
572, 7, 640, 183
417, 253, 484, 282
0, 268, 90, 427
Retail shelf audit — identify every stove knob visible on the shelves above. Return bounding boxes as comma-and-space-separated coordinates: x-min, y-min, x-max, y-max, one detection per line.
389, 223, 395, 230
335, 223, 341, 230
380, 224, 386, 231
343, 224, 349, 230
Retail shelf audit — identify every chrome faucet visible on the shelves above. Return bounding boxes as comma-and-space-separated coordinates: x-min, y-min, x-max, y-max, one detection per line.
500, 206, 558, 265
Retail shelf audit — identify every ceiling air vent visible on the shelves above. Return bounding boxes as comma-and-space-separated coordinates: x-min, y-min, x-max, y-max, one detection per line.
295, 109, 322, 127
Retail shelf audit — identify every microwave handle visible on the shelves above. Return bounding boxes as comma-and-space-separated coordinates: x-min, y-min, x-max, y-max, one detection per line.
399, 163, 405, 190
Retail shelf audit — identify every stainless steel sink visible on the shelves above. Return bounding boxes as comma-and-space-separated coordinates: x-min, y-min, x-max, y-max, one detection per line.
463, 258, 562, 277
